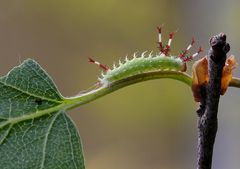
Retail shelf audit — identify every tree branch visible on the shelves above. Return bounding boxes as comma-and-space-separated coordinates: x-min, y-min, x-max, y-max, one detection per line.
197, 33, 230, 169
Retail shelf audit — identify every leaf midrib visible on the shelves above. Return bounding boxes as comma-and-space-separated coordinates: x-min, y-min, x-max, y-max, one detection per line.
0, 102, 68, 130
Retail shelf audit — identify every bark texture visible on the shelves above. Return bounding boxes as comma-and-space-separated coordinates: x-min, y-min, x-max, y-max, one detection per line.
197, 33, 230, 169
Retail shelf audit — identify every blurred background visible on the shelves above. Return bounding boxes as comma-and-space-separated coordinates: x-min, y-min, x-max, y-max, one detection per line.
1, 0, 240, 168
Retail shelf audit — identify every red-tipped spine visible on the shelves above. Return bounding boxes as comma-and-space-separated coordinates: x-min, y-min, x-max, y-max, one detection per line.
164, 31, 177, 56
197, 46, 204, 54
182, 46, 204, 62
88, 57, 95, 63
179, 37, 196, 59
88, 57, 109, 72
157, 26, 165, 53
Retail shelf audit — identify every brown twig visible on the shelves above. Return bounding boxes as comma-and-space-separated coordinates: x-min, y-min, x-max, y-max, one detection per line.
197, 33, 230, 169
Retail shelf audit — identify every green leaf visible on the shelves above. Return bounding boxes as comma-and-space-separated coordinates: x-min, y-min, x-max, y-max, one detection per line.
0, 59, 85, 169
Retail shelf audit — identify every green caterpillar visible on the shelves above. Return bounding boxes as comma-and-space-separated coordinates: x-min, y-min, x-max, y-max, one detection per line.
89, 26, 203, 86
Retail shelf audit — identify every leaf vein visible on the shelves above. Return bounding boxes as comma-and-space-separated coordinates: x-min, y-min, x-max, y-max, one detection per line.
0, 124, 13, 145
40, 111, 61, 169
63, 114, 78, 169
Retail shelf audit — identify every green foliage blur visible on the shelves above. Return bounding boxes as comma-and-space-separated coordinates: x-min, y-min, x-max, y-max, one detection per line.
0, 0, 240, 168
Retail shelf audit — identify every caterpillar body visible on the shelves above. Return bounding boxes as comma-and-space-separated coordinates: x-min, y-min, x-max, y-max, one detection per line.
99, 53, 184, 85
89, 26, 203, 86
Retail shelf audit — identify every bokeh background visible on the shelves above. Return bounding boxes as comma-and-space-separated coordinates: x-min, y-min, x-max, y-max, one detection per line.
1, 0, 240, 168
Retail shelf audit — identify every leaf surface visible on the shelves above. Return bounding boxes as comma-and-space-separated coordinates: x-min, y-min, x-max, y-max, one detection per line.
0, 59, 85, 169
